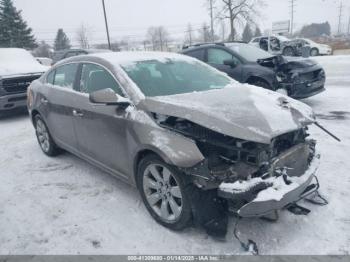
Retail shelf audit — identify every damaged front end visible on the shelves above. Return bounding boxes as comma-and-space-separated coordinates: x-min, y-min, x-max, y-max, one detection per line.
155, 114, 320, 219
258, 55, 326, 99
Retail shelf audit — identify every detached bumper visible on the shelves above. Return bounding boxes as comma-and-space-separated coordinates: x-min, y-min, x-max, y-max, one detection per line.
218, 154, 320, 218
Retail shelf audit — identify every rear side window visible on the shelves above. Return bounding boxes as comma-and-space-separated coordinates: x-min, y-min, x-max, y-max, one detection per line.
185, 49, 205, 61
53, 63, 79, 89
79, 63, 124, 96
207, 48, 233, 65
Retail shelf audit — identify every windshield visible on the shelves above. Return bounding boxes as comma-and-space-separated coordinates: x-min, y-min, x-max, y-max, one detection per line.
121, 59, 232, 97
226, 43, 272, 62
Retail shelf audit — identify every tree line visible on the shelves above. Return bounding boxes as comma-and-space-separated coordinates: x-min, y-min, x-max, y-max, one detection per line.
0, 0, 334, 55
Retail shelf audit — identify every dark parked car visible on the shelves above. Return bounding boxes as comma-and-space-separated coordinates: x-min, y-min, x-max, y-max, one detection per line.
181, 42, 326, 99
28, 52, 321, 236
52, 48, 112, 65
0, 48, 48, 112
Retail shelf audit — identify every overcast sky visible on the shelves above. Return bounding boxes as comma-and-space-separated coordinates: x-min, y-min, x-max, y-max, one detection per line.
13, 0, 348, 46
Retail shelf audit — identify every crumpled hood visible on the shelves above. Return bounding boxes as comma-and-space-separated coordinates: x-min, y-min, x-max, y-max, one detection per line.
282, 56, 317, 67
140, 84, 315, 144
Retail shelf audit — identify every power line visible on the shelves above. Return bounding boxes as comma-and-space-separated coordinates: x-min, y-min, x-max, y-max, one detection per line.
32, 23, 203, 34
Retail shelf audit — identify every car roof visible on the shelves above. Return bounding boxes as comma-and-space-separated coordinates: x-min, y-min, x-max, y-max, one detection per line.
182, 41, 246, 51
56, 51, 195, 67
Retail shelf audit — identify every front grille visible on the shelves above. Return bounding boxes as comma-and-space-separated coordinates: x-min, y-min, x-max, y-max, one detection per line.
1, 75, 40, 94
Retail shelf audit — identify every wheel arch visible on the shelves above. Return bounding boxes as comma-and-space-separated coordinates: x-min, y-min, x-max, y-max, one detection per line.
132, 148, 170, 187
31, 109, 41, 126
310, 47, 319, 56
282, 46, 295, 56
246, 76, 272, 89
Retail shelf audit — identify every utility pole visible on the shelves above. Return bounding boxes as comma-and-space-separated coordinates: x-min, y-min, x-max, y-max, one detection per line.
348, 14, 350, 35
102, 0, 111, 50
209, 0, 215, 42
338, 1, 343, 35
289, 0, 296, 36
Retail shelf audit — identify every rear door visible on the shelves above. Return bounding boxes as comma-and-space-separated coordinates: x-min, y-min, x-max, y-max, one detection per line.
206, 47, 243, 82
45, 63, 80, 151
70, 63, 130, 179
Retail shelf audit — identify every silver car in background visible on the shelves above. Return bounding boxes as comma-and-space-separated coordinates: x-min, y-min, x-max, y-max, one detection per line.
27, 52, 321, 236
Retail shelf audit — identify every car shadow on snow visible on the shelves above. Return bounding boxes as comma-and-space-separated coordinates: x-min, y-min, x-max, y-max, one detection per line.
0, 108, 29, 120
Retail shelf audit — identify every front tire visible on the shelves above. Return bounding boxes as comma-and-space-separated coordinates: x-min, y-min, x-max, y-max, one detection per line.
34, 115, 61, 157
137, 154, 192, 230
310, 48, 319, 56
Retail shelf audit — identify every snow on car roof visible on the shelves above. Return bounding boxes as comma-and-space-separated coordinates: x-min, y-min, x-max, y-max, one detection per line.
91, 51, 194, 65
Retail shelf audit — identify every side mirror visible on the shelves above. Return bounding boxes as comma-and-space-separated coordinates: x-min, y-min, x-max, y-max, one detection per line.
89, 88, 130, 108
224, 59, 238, 68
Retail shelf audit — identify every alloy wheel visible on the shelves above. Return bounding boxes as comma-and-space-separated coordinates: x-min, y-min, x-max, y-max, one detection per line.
143, 164, 183, 223
36, 119, 50, 153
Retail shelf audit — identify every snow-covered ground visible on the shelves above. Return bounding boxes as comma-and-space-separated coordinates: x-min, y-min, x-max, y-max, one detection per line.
0, 55, 350, 255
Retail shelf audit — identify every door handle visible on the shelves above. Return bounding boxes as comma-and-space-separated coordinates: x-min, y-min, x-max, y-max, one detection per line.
41, 98, 48, 104
72, 109, 84, 117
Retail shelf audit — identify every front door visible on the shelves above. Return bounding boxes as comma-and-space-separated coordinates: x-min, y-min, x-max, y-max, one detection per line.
71, 63, 130, 179
207, 47, 243, 82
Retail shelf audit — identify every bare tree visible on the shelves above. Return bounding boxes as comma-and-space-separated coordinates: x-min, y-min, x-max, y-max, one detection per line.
199, 23, 211, 43
146, 27, 158, 51
184, 23, 195, 45
146, 26, 170, 51
218, 0, 264, 41
220, 20, 227, 41
157, 26, 170, 51
76, 24, 91, 49
32, 41, 52, 58
206, 0, 217, 42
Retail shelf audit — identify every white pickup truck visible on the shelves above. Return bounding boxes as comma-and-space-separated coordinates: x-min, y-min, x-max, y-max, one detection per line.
0, 48, 48, 112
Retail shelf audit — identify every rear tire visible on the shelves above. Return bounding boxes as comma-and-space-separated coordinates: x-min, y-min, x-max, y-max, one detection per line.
34, 114, 61, 157
283, 46, 295, 56
136, 154, 192, 231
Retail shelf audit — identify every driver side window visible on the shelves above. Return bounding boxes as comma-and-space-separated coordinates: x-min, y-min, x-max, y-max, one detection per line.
207, 48, 233, 65
79, 63, 124, 96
